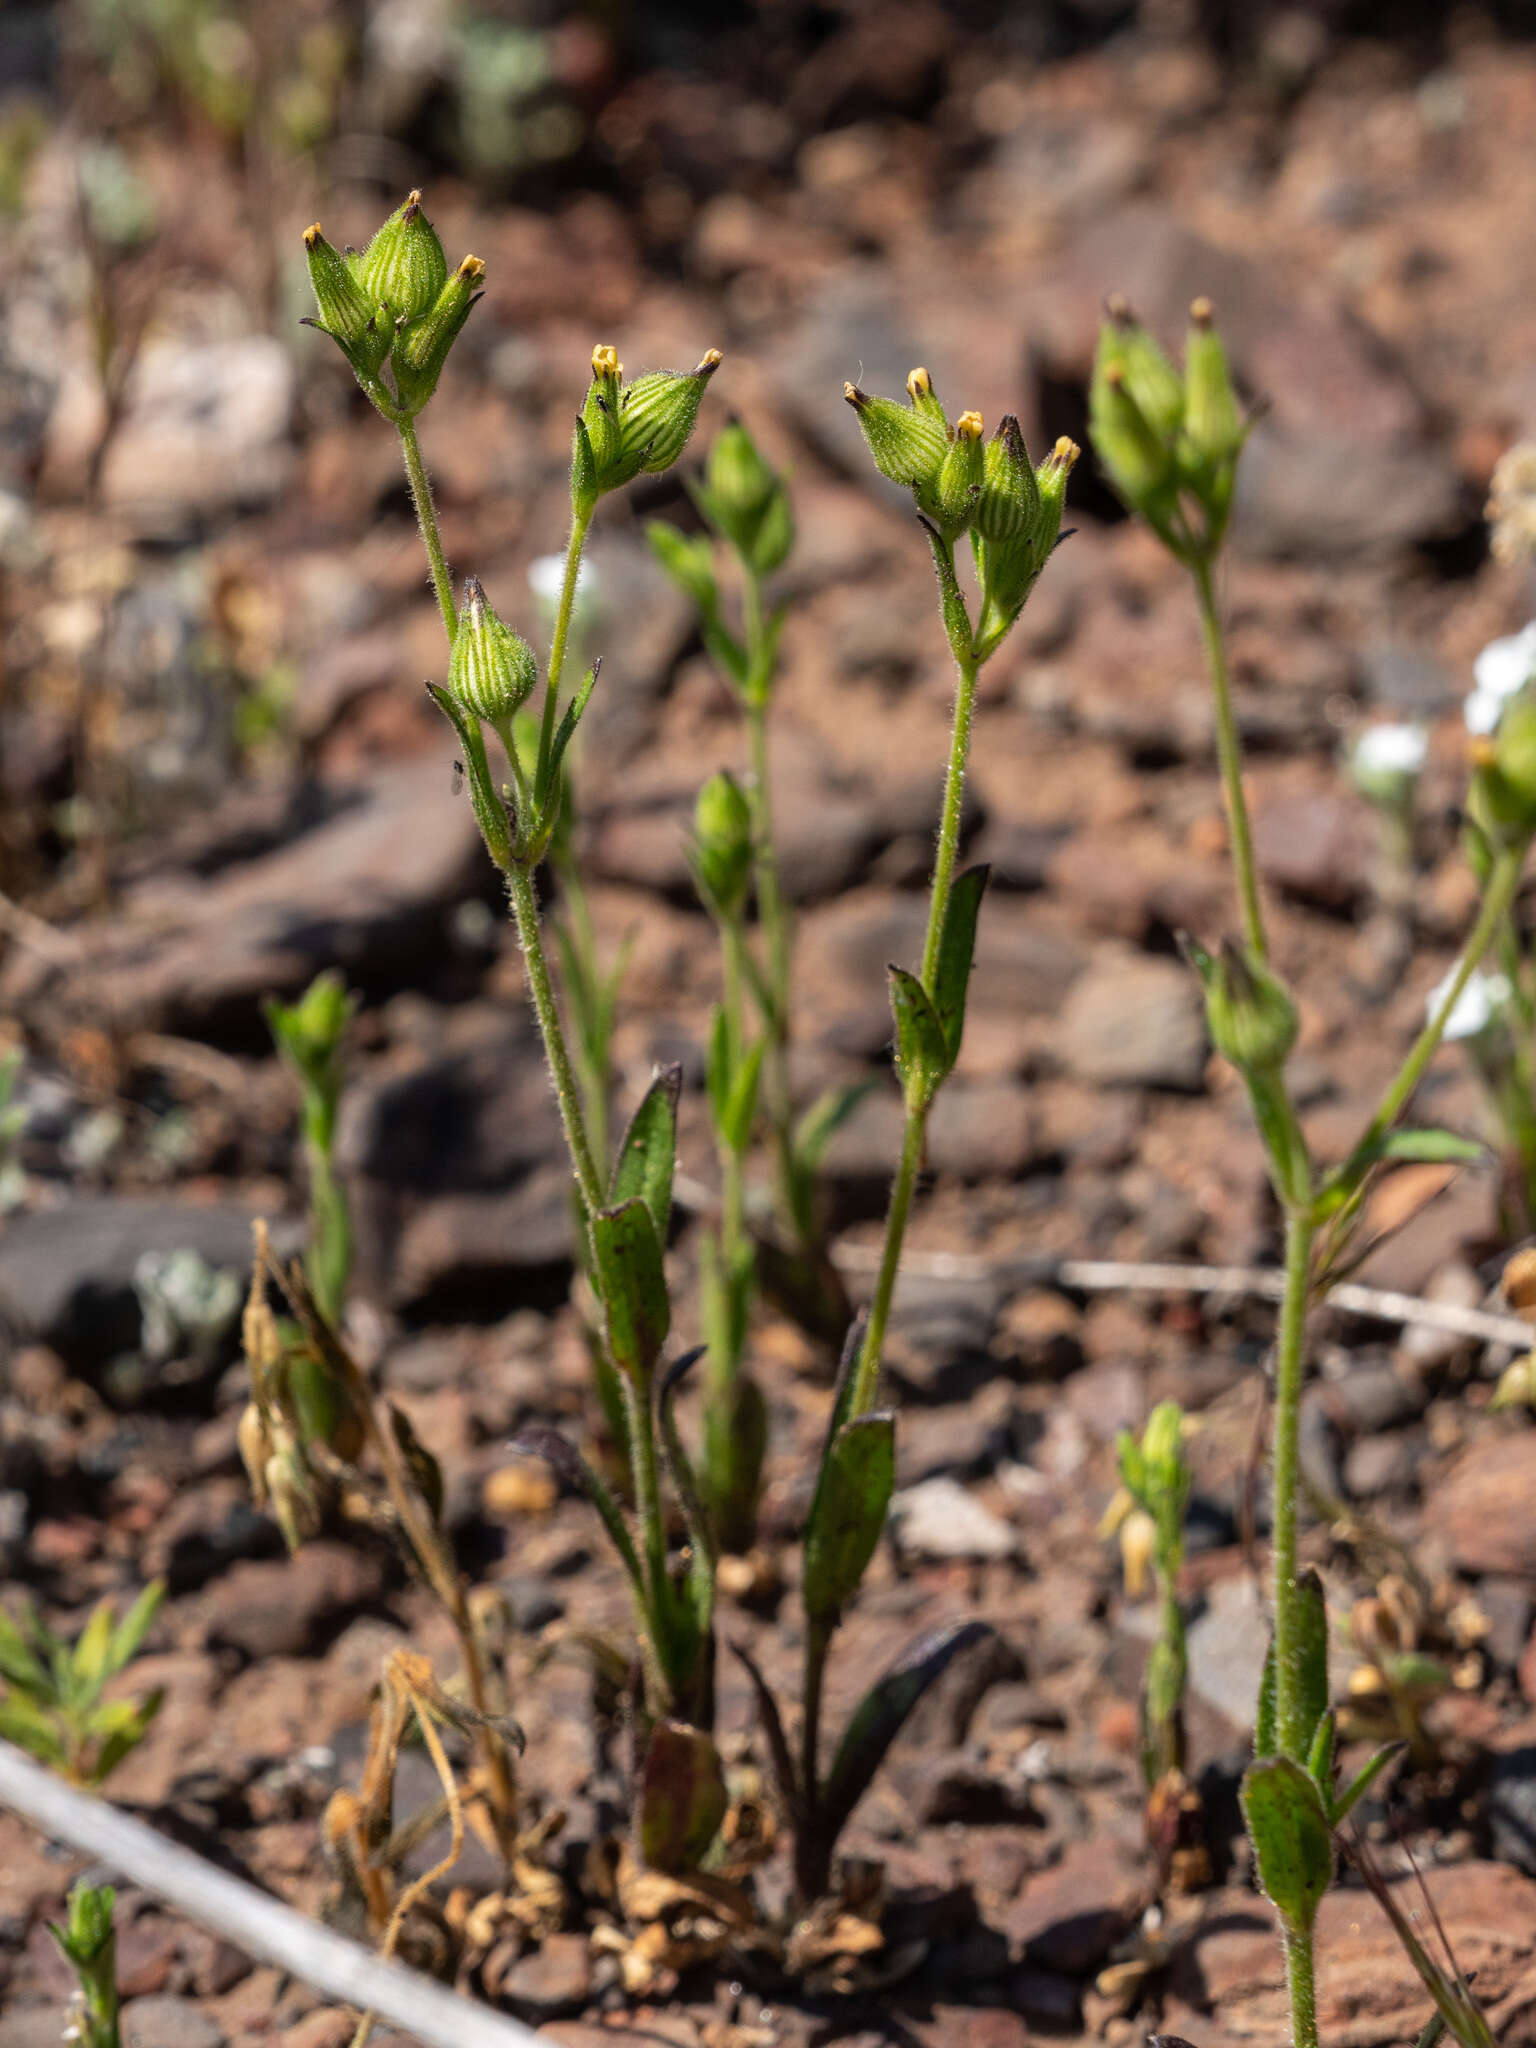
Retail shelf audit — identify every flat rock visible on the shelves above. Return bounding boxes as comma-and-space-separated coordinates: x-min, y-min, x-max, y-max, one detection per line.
2, 750, 487, 1041
1254, 790, 1372, 911
1185, 1573, 1270, 1734
1003, 1836, 1148, 1974
890, 1476, 1016, 1561
1054, 950, 1207, 1091
120, 1997, 226, 2048
0, 1196, 292, 1370
206, 1543, 386, 1662
1172, 1863, 1536, 2046
100, 338, 295, 540
1436, 1431, 1536, 1578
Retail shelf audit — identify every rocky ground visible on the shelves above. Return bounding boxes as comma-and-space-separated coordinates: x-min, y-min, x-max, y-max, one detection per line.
3, 4, 1536, 2044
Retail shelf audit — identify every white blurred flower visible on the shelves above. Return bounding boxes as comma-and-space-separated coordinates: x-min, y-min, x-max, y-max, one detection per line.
1426, 965, 1512, 1042
527, 552, 595, 609
1467, 622, 1536, 733
1352, 722, 1427, 778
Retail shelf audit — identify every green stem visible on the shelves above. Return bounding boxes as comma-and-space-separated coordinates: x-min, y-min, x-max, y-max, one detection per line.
800, 1614, 831, 1814
1272, 1207, 1317, 1762
920, 646, 979, 991
1193, 554, 1267, 965
848, 1102, 925, 1418
536, 508, 593, 797
506, 862, 604, 1213
1283, 1924, 1319, 2048
397, 414, 457, 645
848, 634, 980, 1415
1352, 843, 1524, 1157
621, 1368, 668, 1669
721, 921, 749, 1263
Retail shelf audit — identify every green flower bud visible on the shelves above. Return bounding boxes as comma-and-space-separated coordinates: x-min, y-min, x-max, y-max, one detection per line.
302, 224, 390, 379
1141, 1400, 1187, 1498
356, 188, 447, 323
1192, 938, 1299, 1074
1182, 298, 1244, 466
972, 431, 1078, 654
1090, 338, 1179, 522
1107, 297, 1184, 439
391, 254, 485, 416
449, 577, 538, 729
647, 520, 719, 616
619, 349, 724, 478
932, 408, 986, 539
844, 365, 951, 507
975, 415, 1042, 546
693, 770, 753, 921
580, 342, 625, 489
700, 421, 794, 575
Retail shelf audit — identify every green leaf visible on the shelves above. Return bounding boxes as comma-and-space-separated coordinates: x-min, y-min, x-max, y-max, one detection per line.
0, 1603, 49, 1695
69, 1601, 116, 1709
537, 660, 600, 818
802, 1414, 894, 1625
718, 1039, 764, 1156
820, 1620, 992, 1849
1307, 1705, 1337, 1797
657, 1348, 716, 1640
591, 1197, 670, 1387
1355, 1128, 1484, 1169
89, 1691, 163, 1785
728, 1637, 800, 1819
510, 1426, 645, 1603
609, 1063, 682, 1239
1241, 1756, 1333, 1935
1331, 1740, 1403, 1825
931, 865, 988, 1066
1288, 1567, 1331, 1760
705, 1005, 732, 1134
0, 1693, 66, 1766
106, 1581, 166, 1679
636, 1719, 728, 1874
426, 682, 513, 870
888, 966, 948, 1112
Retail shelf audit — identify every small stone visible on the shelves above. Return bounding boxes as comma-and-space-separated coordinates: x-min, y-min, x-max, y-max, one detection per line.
1004, 1837, 1148, 1975
493, 1931, 593, 2020
483, 1463, 559, 1519
1343, 1431, 1417, 1499
1055, 952, 1207, 1092
913, 1750, 1039, 1826
120, 1996, 226, 2048
1185, 1574, 1270, 1734
207, 1543, 384, 1662
1488, 1728, 1536, 1877
1254, 791, 1372, 912
1437, 1432, 1536, 1578
0, 2015, 76, 2048
890, 1476, 1016, 1561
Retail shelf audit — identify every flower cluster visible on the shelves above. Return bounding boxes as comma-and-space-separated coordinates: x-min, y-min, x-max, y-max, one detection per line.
844, 367, 1077, 661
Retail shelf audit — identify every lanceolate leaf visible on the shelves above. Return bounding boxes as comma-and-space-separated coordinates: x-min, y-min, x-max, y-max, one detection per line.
538, 660, 600, 814
1256, 1567, 1329, 1764
592, 1197, 670, 1386
637, 1719, 728, 1874
802, 1414, 895, 1626
820, 1619, 992, 1847
108, 1583, 164, 1678
610, 1063, 683, 1238
888, 966, 948, 1112
510, 1426, 645, 1602
931, 865, 989, 1067
728, 1638, 800, 1820
1353, 1129, 1485, 1170
719, 1040, 765, 1156
1241, 1756, 1333, 1935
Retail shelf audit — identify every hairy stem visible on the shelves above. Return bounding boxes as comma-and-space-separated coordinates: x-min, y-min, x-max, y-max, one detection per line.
536, 509, 593, 798
1272, 1207, 1317, 1762
1193, 553, 1267, 965
849, 1102, 925, 1418
849, 636, 979, 1415
1283, 1924, 1320, 2048
506, 863, 604, 1212
397, 415, 457, 646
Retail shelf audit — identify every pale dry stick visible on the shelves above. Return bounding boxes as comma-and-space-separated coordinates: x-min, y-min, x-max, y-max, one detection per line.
832, 1244, 1536, 1352
0, 1740, 541, 2048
